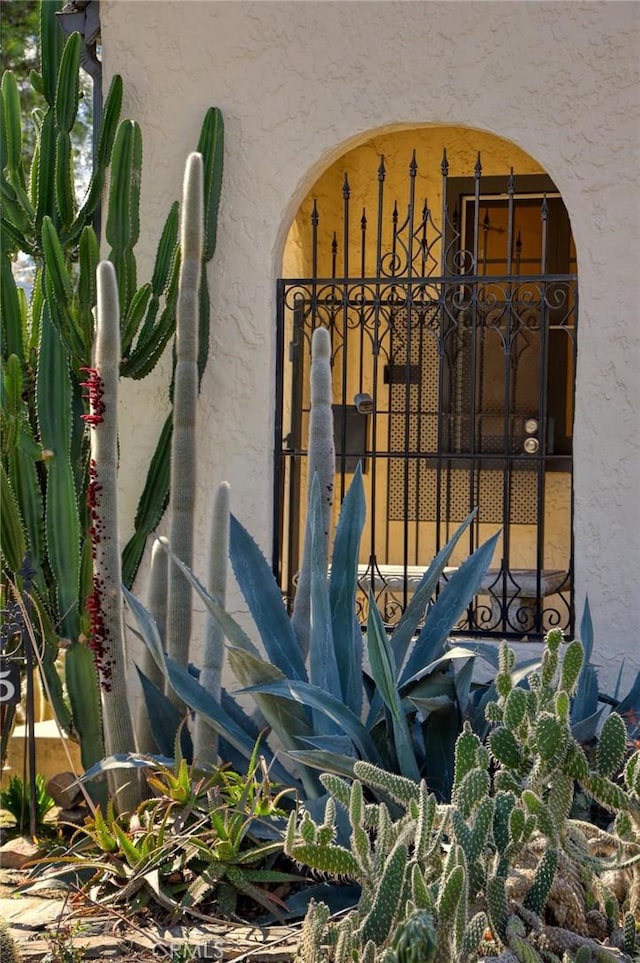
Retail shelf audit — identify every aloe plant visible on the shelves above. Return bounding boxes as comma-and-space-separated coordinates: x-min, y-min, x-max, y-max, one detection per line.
34, 739, 297, 922
0, 2, 223, 771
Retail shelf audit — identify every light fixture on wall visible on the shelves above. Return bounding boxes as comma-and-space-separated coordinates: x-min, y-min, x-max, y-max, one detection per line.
354, 393, 374, 414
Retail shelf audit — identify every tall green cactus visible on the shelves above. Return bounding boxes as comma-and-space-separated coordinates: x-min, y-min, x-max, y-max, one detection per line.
166, 152, 202, 672
135, 538, 168, 754
291, 325, 335, 657
1, 3, 223, 770
84, 261, 138, 812
193, 480, 230, 766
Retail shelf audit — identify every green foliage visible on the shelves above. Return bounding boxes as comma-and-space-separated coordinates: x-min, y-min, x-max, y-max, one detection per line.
1, 2, 224, 772
0, 772, 54, 833
41, 921, 88, 963
34, 743, 296, 921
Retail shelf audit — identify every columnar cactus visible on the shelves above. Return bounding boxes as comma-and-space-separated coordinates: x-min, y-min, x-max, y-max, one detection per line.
135, 538, 168, 754
167, 152, 203, 671
84, 261, 138, 812
291, 325, 335, 657
193, 479, 230, 766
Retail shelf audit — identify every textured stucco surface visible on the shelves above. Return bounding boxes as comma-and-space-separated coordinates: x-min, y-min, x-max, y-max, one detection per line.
100, 1, 640, 691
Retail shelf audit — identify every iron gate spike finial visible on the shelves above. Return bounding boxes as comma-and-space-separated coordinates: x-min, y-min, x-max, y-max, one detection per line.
541, 194, 549, 220
311, 199, 319, 227
361, 208, 367, 230
378, 156, 386, 181
392, 200, 399, 225
441, 148, 449, 177
343, 173, 351, 199
475, 152, 482, 177
409, 149, 418, 176
508, 168, 515, 196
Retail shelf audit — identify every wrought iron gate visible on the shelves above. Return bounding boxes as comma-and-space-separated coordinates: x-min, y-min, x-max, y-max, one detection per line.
274, 150, 577, 638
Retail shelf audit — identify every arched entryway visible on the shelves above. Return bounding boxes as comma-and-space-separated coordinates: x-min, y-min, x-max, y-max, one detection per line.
274, 127, 577, 639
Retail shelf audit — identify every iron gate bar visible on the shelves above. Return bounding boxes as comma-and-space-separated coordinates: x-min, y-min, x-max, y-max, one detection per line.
274, 150, 577, 639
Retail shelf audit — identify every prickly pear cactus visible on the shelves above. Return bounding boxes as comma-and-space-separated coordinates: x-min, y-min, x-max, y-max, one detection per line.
288, 629, 638, 962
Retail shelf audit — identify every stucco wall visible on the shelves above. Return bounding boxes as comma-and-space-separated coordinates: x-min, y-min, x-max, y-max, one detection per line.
100, 1, 640, 691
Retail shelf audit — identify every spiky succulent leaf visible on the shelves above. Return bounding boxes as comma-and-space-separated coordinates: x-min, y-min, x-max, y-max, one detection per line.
490, 726, 522, 770
453, 767, 490, 819
535, 713, 569, 769
453, 722, 482, 789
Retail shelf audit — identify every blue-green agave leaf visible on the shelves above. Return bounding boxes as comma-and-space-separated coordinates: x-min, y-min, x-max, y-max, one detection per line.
615, 671, 640, 731
163, 655, 270, 769
288, 750, 358, 782
240, 679, 382, 763
81, 754, 174, 781
123, 585, 165, 676
390, 510, 478, 673
225, 645, 313, 748
579, 597, 594, 663
367, 592, 420, 780
572, 600, 599, 726
399, 530, 500, 687
422, 699, 460, 801
229, 514, 307, 682
296, 735, 356, 757
136, 665, 192, 760
153, 536, 260, 658
329, 463, 365, 715
401, 645, 497, 690
571, 707, 607, 745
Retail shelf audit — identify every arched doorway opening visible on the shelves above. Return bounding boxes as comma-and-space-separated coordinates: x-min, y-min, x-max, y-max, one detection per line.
274, 126, 577, 639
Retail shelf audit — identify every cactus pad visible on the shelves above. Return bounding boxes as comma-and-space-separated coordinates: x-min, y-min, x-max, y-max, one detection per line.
559, 637, 584, 694
523, 847, 558, 915
535, 713, 569, 768
490, 726, 523, 770
503, 686, 528, 731
596, 712, 627, 777
359, 843, 407, 946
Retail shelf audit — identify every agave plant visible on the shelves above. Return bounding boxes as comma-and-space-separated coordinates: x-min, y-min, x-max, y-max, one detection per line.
0, 1, 223, 771
127, 450, 509, 802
